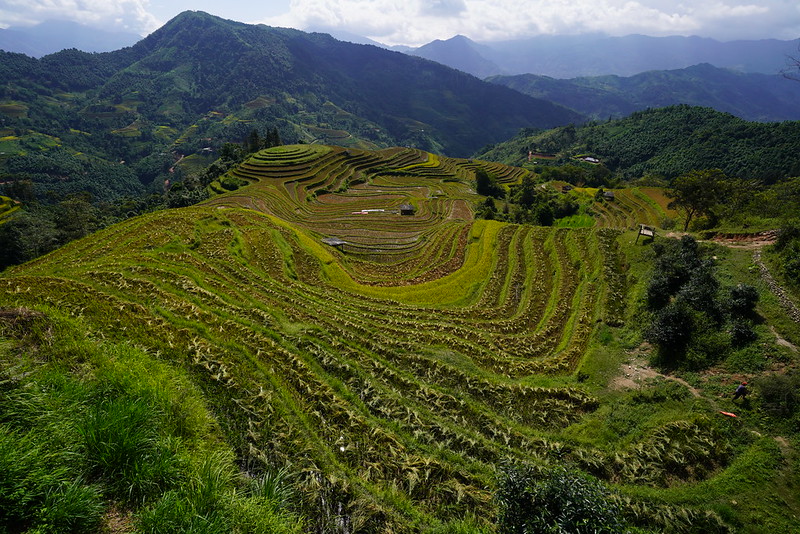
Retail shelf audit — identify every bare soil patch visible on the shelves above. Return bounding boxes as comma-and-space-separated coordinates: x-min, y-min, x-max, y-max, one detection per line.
711, 230, 778, 249
611, 348, 701, 397
449, 199, 472, 220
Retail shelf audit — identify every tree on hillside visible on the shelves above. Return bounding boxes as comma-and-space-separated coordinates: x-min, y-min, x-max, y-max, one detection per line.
667, 169, 726, 231
475, 168, 504, 198
643, 235, 761, 368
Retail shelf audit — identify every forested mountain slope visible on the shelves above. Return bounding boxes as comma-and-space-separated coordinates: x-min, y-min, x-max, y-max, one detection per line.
0, 10, 581, 205
476, 105, 800, 181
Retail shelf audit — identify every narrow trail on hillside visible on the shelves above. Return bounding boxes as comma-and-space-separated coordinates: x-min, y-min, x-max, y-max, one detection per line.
753, 249, 800, 326
613, 352, 702, 398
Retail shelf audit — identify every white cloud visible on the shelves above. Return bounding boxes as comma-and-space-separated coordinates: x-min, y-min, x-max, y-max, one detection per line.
262, 0, 800, 45
421, 0, 467, 17
1, 0, 797, 42
0, 0, 160, 34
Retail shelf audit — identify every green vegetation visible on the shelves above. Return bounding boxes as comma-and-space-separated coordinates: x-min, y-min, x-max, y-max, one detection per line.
497, 465, 625, 533
0, 308, 303, 533
643, 235, 760, 369
476, 105, 800, 182
1, 144, 798, 531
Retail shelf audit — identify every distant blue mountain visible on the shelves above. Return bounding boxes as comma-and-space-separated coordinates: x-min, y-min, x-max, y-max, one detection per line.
488, 63, 800, 122
411, 35, 501, 79
409, 34, 800, 78
0, 20, 141, 57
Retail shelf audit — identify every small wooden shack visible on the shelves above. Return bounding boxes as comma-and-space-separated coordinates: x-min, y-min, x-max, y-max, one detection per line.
399, 203, 415, 216
635, 224, 655, 244
321, 237, 348, 251
603, 190, 615, 200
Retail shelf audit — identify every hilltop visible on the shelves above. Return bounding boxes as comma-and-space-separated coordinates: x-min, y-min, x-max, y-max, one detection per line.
2, 144, 799, 531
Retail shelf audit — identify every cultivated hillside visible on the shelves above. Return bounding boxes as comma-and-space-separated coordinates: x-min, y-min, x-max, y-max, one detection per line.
2, 144, 798, 531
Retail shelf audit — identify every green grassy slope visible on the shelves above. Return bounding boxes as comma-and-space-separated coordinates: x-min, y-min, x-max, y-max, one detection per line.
1, 145, 797, 532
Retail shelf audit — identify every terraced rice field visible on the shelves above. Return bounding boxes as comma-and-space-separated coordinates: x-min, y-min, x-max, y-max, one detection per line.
0, 196, 20, 221
570, 186, 677, 230
0, 145, 717, 530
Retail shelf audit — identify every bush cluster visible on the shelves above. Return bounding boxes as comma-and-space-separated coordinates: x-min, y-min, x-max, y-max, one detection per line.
475, 174, 578, 225
643, 236, 759, 369
497, 464, 624, 534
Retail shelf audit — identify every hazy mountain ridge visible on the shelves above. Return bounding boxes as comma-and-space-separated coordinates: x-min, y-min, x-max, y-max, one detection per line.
487, 63, 800, 122
410, 33, 800, 78
412, 35, 502, 79
0, 20, 141, 57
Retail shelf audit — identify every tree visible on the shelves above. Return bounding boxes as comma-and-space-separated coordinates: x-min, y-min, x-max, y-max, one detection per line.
645, 299, 696, 363
667, 169, 726, 231
55, 193, 99, 243
246, 129, 261, 153
0, 210, 59, 268
726, 283, 759, 318
475, 168, 504, 198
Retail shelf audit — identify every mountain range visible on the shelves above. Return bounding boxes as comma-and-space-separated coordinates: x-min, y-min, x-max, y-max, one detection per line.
3, 11, 800, 208
0, 11, 580, 203
487, 63, 800, 122
0, 20, 141, 57
410, 33, 800, 78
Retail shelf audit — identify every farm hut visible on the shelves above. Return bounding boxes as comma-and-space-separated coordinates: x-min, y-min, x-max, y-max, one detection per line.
399, 203, 416, 216
562, 185, 573, 193
321, 237, 348, 251
635, 224, 656, 244
603, 190, 615, 200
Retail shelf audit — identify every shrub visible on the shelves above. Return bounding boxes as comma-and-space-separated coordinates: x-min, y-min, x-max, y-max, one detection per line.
645, 300, 695, 364
756, 373, 800, 418
218, 174, 247, 191
497, 464, 624, 534
729, 318, 757, 348
726, 284, 759, 318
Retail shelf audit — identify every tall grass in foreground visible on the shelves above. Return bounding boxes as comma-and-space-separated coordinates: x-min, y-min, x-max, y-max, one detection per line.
0, 307, 304, 533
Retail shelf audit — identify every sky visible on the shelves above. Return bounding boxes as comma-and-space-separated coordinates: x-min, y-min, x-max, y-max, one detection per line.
1, 0, 799, 46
